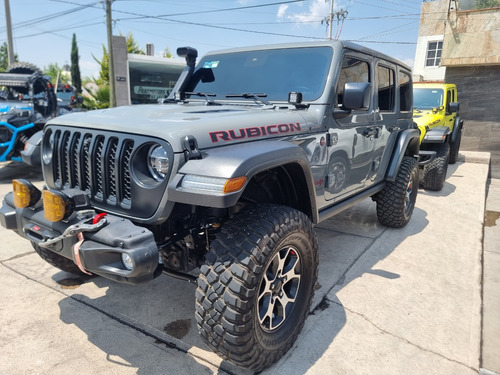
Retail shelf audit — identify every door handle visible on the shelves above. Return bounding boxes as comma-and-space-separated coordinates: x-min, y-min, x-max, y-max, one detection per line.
388, 125, 400, 133
363, 127, 378, 138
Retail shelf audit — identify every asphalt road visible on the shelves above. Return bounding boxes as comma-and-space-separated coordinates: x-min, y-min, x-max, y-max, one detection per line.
0, 152, 494, 375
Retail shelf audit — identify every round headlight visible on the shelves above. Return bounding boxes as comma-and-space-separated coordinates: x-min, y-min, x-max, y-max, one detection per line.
148, 145, 170, 181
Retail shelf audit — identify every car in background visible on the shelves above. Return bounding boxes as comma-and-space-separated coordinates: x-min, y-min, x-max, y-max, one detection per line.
0, 66, 57, 163
55, 84, 82, 115
414, 82, 463, 191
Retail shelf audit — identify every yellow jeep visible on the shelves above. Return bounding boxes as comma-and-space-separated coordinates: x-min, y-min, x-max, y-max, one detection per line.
413, 82, 463, 190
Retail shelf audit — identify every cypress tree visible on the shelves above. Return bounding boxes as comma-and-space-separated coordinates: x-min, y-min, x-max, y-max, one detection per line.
70, 33, 82, 93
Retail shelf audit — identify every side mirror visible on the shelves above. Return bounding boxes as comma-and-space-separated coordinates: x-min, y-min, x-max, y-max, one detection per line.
449, 102, 459, 113
342, 82, 371, 110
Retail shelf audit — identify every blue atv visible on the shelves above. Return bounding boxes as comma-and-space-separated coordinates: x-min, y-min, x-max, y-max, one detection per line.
0, 63, 57, 163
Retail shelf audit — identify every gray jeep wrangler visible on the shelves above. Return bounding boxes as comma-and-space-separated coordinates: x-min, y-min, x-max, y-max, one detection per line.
0, 41, 420, 372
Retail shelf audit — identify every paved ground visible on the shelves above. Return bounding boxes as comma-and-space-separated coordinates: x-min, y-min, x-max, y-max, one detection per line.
0, 152, 497, 375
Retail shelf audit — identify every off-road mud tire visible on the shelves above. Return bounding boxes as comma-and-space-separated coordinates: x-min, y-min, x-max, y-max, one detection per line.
376, 156, 418, 228
422, 142, 450, 191
449, 126, 462, 164
7, 62, 42, 75
32, 242, 85, 275
195, 204, 318, 372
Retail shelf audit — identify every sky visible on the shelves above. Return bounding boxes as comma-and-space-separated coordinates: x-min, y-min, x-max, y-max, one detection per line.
0, 0, 423, 79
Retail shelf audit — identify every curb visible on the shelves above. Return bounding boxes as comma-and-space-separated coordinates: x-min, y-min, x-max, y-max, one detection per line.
459, 151, 491, 165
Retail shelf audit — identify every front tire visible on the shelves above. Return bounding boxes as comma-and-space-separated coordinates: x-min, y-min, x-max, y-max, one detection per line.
422, 142, 450, 191
376, 156, 418, 228
195, 204, 318, 372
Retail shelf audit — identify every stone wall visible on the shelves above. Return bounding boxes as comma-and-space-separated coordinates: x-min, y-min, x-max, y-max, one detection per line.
445, 65, 500, 122
446, 66, 500, 178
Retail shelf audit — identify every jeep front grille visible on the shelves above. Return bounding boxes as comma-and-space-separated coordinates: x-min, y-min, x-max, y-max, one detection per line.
51, 129, 133, 207
43, 125, 172, 220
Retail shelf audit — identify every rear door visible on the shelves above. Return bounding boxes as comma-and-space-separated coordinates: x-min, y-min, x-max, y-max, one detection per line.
367, 61, 398, 185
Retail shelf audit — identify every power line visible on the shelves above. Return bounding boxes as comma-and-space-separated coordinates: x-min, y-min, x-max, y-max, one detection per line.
0, 1, 101, 33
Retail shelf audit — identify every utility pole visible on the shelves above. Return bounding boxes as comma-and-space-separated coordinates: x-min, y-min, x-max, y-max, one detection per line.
106, 0, 116, 107
328, 0, 334, 40
4, 0, 15, 65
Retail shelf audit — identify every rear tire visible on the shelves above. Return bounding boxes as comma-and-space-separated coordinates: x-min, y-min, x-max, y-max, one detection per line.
422, 142, 450, 191
195, 204, 318, 372
32, 242, 85, 275
376, 156, 418, 228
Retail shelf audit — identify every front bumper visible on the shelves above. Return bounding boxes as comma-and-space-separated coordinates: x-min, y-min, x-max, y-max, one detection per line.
0, 192, 160, 284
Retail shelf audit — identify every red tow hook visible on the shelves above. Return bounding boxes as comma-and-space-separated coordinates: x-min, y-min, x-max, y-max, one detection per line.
72, 213, 107, 276
92, 212, 107, 225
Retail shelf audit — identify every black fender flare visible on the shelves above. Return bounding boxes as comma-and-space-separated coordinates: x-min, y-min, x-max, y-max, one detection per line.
385, 129, 420, 182
423, 125, 451, 143
168, 140, 318, 222
20, 130, 43, 166
451, 116, 463, 143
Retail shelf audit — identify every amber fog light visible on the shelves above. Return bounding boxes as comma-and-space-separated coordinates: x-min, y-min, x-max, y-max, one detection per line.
42, 190, 74, 222
13, 179, 41, 208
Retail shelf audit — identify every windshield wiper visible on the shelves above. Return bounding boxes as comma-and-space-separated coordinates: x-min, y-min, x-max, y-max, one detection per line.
225, 93, 271, 106
184, 91, 220, 105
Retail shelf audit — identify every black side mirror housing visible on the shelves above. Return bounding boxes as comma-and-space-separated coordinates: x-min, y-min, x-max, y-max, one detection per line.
342, 82, 371, 110
449, 102, 459, 113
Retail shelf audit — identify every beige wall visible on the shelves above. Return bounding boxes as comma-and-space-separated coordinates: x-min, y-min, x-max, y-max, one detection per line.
418, 0, 448, 37
442, 7, 500, 66
413, 0, 449, 81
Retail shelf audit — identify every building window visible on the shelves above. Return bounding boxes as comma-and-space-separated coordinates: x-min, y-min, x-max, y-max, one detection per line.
425, 41, 443, 67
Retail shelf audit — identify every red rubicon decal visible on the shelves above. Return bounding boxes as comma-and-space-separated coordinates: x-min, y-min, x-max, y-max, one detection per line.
209, 123, 301, 143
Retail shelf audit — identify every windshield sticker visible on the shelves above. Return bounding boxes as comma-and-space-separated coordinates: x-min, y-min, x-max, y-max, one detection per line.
203, 61, 220, 69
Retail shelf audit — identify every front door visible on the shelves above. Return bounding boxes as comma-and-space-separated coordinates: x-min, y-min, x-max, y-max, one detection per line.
325, 53, 376, 201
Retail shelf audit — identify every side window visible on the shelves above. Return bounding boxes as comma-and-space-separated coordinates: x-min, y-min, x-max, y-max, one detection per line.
377, 65, 395, 111
398, 71, 412, 112
446, 89, 452, 113
336, 56, 370, 110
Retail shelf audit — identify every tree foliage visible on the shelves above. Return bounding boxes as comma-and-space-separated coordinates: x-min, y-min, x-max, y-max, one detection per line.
71, 33, 82, 94
43, 63, 69, 84
163, 46, 173, 58
475, 0, 499, 8
83, 85, 109, 110
126, 32, 144, 55
93, 45, 110, 86
0, 42, 18, 72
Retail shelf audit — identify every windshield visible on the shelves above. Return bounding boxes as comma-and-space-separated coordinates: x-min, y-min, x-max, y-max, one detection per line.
57, 91, 74, 101
189, 46, 333, 102
413, 88, 444, 110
